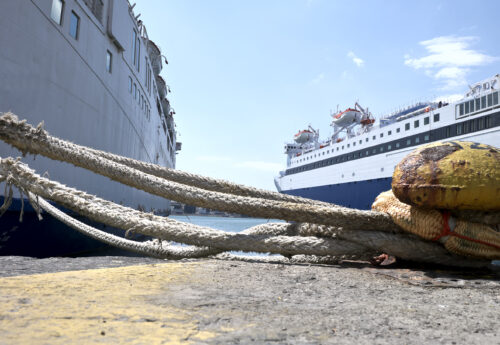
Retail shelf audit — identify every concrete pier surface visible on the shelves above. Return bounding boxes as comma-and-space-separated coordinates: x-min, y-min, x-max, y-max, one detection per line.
0, 256, 499, 344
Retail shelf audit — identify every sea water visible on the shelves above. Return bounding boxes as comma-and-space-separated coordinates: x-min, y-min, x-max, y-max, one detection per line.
170, 215, 285, 256
170, 215, 284, 232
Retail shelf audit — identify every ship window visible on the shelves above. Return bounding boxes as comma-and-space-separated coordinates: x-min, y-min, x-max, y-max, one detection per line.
446, 126, 451, 137
424, 117, 429, 125
396, 142, 400, 148
464, 101, 469, 114
469, 100, 475, 113
493, 92, 499, 105
347, 144, 350, 148
336, 147, 339, 151
69, 11, 80, 40
487, 93, 493, 107
456, 123, 463, 135
414, 120, 419, 128
406, 139, 411, 145
372, 148, 376, 154
470, 119, 475, 132
415, 137, 420, 144
50, 0, 64, 25
380, 146, 384, 152
128, 77, 132, 93
388, 130, 392, 135
433, 113, 440, 122
106, 50, 112, 73
353, 142, 356, 146
485, 116, 490, 128
365, 138, 369, 142
405, 123, 410, 131
380, 133, 383, 138
136, 36, 141, 71
463, 121, 469, 133
359, 140, 362, 144
481, 96, 486, 109
396, 128, 400, 133
460, 103, 465, 116
83, 0, 104, 23
133, 83, 137, 99
366, 150, 369, 156
372, 135, 376, 140
387, 144, 392, 150
132, 30, 137, 66
475, 98, 481, 110
342, 146, 344, 150
424, 134, 430, 141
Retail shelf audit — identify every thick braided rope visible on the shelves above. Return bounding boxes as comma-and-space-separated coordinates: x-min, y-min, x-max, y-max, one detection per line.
0, 158, 371, 256
1, 160, 491, 266
372, 190, 443, 240
372, 190, 500, 260
0, 113, 398, 231
0, 113, 332, 207
35, 199, 363, 264
275, 222, 489, 267
29, 186, 490, 267
35, 194, 216, 259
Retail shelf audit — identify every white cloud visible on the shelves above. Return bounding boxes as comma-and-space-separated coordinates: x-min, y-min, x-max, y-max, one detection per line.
309, 73, 324, 85
236, 161, 282, 172
347, 51, 364, 67
405, 35, 497, 90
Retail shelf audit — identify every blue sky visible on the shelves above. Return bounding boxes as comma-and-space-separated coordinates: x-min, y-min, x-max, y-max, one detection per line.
136, 0, 500, 190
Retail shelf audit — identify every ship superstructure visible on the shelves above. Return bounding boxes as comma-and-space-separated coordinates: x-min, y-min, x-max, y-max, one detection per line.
275, 75, 500, 209
0, 0, 181, 255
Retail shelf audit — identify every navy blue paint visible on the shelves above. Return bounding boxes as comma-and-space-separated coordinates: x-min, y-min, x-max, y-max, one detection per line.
284, 177, 392, 210
0, 196, 147, 257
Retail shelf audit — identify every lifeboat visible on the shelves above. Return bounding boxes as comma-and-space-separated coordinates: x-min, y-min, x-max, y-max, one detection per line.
147, 40, 162, 75
360, 118, 375, 126
294, 130, 314, 144
161, 97, 171, 115
331, 107, 361, 126
156, 75, 167, 99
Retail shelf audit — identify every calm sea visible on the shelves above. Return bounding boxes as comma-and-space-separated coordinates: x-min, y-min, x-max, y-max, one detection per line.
169, 215, 285, 257
169, 215, 284, 233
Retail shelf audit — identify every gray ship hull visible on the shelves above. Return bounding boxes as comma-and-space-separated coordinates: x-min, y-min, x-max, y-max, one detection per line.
0, 0, 178, 256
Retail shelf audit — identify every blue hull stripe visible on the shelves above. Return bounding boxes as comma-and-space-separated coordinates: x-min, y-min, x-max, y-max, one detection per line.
283, 177, 392, 210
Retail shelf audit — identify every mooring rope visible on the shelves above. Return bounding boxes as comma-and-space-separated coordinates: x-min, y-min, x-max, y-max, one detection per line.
0, 112, 498, 267
0, 113, 399, 232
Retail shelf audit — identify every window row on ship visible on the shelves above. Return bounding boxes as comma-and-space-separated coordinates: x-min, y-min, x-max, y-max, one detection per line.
49, 0, 159, 124
290, 91, 500, 167
289, 113, 441, 167
285, 112, 498, 176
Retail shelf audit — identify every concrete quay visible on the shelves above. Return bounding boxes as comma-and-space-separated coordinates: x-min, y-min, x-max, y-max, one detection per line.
0, 256, 499, 344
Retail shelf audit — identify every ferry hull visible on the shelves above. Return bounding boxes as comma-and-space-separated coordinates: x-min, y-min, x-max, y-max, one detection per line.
0, 196, 151, 257
0, 0, 177, 256
284, 177, 391, 210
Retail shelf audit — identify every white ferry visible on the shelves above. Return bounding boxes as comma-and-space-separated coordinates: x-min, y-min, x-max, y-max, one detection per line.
275, 75, 500, 209
0, 0, 180, 256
